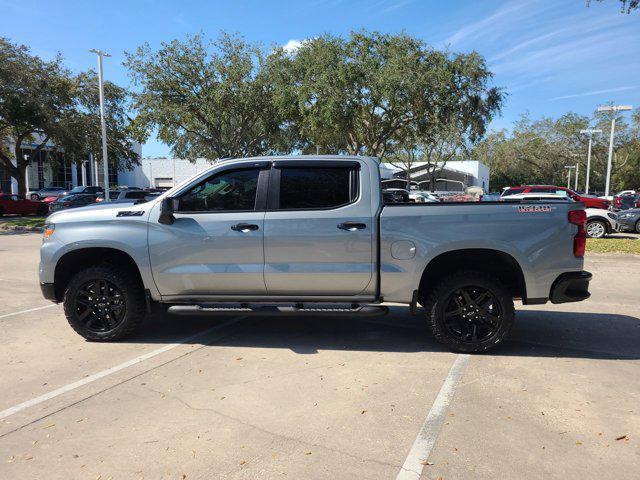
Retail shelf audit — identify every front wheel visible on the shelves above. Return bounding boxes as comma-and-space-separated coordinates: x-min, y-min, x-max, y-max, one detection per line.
422, 271, 515, 353
636, 220, 640, 234
586, 220, 607, 238
63, 264, 146, 341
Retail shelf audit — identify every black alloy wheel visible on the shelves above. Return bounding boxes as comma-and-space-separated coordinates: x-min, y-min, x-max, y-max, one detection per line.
73, 279, 127, 333
422, 271, 515, 353
442, 287, 502, 343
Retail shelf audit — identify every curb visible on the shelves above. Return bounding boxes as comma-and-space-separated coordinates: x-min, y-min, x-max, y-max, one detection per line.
0, 225, 44, 233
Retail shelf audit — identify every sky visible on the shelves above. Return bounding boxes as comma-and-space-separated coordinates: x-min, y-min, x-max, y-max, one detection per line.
1, 0, 638, 157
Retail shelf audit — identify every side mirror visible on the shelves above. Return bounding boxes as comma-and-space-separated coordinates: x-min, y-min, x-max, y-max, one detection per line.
158, 197, 178, 225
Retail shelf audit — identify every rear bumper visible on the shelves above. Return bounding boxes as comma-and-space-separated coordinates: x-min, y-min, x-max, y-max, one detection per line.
550, 271, 592, 304
40, 283, 58, 302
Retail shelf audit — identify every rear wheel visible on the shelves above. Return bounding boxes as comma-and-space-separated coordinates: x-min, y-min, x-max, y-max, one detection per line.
63, 264, 146, 341
30, 194, 39, 200
422, 271, 515, 353
586, 220, 606, 238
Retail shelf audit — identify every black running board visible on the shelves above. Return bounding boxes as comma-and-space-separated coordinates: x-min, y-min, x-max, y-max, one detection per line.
167, 304, 389, 317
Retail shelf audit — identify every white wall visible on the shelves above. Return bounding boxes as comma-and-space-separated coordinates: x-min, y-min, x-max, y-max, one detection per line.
118, 158, 216, 188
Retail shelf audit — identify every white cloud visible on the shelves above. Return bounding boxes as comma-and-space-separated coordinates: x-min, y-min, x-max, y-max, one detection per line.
283, 39, 304, 53
551, 86, 638, 101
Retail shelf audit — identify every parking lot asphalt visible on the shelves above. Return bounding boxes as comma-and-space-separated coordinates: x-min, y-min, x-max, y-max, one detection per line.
0, 232, 638, 479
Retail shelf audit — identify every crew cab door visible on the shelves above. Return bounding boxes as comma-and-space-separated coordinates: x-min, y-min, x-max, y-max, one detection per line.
148, 163, 269, 296
263, 160, 374, 296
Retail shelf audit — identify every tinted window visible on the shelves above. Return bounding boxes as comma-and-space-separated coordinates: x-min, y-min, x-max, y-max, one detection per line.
124, 191, 146, 199
278, 167, 357, 209
179, 169, 260, 212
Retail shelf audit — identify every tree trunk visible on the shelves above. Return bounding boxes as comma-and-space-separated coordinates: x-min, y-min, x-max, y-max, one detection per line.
15, 166, 27, 196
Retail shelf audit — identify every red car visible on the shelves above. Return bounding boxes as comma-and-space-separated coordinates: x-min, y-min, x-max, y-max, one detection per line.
0, 193, 49, 216
502, 185, 610, 209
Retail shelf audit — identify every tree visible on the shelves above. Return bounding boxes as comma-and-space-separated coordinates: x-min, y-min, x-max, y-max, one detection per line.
0, 38, 73, 195
0, 38, 139, 195
268, 31, 503, 160
590, 0, 639, 13
125, 33, 290, 161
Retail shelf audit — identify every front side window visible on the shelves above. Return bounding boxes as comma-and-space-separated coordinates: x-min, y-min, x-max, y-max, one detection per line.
179, 169, 260, 212
278, 167, 357, 209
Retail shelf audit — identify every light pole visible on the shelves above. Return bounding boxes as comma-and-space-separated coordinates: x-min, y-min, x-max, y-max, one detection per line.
597, 105, 632, 197
579, 129, 602, 195
89, 49, 112, 201
564, 165, 576, 189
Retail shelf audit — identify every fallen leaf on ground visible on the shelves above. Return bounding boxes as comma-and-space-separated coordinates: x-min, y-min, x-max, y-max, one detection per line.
575, 441, 583, 445
361, 410, 367, 415
304, 452, 312, 455
239, 460, 246, 465
616, 435, 628, 441
42, 423, 55, 429
420, 460, 434, 465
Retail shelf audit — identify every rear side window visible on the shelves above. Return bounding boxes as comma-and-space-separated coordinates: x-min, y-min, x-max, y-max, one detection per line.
278, 167, 358, 209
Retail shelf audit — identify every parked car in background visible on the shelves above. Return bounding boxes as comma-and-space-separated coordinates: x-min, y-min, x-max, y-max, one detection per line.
382, 188, 410, 203
28, 186, 66, 200
61, 185, 104, 197
502, 185, 610, 209
0, 193, 49, 216
96, 189, 160, 204
613, 193, 640, 211
616, 209, 640, 234
481, 192, 502, 202
584, 208, 618, 238
409, 191, 439, 203
49, 194, 97, 213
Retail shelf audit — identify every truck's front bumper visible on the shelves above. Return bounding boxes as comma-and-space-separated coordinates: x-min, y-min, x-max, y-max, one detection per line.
550, 271, 592, 304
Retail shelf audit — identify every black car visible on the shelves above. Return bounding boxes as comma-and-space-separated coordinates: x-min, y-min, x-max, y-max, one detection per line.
615, 193, 640, 211
382, 188, 410, 203
61, 185, 104, 197
49, 194, 98, 212
616, 208, 640, 233
96, 189, 157, 203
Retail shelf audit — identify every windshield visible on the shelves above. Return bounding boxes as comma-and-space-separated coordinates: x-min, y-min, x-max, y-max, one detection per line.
68, 187, 85, 193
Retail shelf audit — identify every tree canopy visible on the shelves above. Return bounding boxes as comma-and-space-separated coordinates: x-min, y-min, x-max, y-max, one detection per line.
0, 38, 139, 195
125, 33, 290, 161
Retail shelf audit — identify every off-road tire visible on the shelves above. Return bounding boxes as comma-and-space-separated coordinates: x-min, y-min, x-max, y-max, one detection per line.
422, 270, 515, 353
63, 264, 146, 341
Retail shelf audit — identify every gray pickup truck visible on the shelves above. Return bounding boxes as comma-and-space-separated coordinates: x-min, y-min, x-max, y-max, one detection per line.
39, 155, 592, 352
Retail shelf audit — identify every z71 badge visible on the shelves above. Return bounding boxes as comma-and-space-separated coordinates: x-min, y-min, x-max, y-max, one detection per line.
517, 205, 551, 213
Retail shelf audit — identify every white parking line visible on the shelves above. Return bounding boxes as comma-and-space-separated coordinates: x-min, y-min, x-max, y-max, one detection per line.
0, 304, 57, 319
0, 317, 243, 421
396, 354, 470, 480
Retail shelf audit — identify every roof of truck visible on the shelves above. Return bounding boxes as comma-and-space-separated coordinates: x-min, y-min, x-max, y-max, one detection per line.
219, 154, 381, 164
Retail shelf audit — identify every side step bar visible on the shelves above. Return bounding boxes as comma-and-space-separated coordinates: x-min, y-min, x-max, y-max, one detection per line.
167, 304, 389, 317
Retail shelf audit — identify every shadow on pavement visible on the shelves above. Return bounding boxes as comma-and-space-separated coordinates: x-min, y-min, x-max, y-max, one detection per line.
122, 306, 640, 360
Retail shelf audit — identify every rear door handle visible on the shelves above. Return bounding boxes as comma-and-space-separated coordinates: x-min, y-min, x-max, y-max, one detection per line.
231, 223, 259, 232
337, 222, 367, 231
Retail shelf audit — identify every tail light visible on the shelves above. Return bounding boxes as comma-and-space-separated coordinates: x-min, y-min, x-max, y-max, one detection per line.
568, 209, 586, 257
615, 197, 621, 206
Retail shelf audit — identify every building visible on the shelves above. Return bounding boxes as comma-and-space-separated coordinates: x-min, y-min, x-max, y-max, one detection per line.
380, 160, 490, 193
117, 157, 216, 189
0, 138, 141, 194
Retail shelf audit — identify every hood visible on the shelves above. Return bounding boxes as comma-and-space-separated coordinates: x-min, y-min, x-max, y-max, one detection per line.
47, 200, 151, 224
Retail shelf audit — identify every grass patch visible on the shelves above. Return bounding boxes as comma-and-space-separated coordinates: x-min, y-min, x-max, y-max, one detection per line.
587, 237, 640, 255
0, 216, 46, 229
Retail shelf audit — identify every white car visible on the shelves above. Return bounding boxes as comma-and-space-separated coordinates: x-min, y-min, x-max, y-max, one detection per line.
584, 208, 618, 238
409, 191, 439, 203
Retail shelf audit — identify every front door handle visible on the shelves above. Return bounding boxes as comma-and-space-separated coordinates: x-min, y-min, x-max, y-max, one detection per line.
337, 222, 367, 231
231, 223, 259, 232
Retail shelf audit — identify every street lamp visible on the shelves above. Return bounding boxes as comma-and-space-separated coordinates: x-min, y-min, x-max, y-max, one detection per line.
564, 165, 576, 189
579, 129, 601, 195
597, 105, 633, 197
89, 49, 112, 201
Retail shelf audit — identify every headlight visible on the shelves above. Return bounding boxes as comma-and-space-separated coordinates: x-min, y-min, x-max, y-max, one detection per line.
607, 212, 617, 219
43, 223, 55, 239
